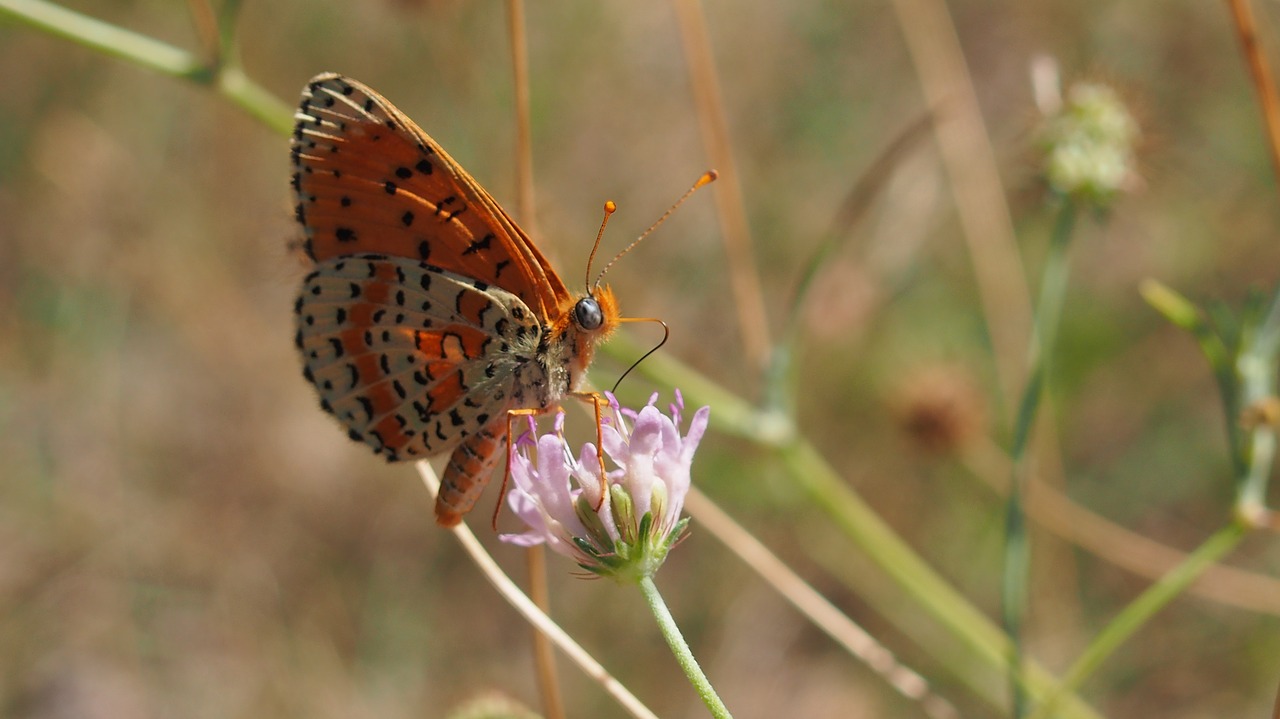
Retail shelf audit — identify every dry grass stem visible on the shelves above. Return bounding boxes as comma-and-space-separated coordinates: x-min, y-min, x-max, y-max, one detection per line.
1225, 0, 1280, 191
506, 6, 562, 716
416, 462, 659, 719
184, 0, 218, 64
684, 488, 961, 719
507, 0, 538, 237
526, 544, 567, 719
964, 440, 1280, 615
671, 0, 772, 369
888, 0, 1032, 409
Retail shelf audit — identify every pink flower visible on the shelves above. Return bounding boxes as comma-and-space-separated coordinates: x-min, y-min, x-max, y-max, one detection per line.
500, 392, 710, 581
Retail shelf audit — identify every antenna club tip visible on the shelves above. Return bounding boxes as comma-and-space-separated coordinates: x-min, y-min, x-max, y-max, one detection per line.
698, 170, 719, 186
604, 200, 617, 214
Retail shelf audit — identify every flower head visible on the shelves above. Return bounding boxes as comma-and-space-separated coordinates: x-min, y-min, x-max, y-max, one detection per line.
500, 391, 709, 582
1040, 81, 1140, 208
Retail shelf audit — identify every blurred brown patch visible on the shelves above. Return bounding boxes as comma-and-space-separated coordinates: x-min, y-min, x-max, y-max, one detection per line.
892, 365, 987, 455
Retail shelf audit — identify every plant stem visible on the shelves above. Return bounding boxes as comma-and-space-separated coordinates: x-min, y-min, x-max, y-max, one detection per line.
0, 0, 293, 136
1236, 289, 1280, 514
1224, 0, 1280, 193
416, 463, 660, 719
638, 576, 733, 719
1026, 520, 1249, 719
1003, 202, 1077, 717
0, 0, 201, 77
779, 440, 1102, 718
216, 64, 294, 137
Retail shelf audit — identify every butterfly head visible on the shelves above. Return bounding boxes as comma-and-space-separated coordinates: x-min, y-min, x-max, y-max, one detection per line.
574, 285, 620, 335
572, 287, 615, 332
557, 285, 620, 369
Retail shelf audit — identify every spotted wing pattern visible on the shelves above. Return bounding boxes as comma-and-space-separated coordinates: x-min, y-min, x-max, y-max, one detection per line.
291, 73, 569, 319
293, 253, 547, 521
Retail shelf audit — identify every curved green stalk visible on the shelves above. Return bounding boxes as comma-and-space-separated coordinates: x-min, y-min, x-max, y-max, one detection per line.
1027, 521, 1248, 719
216, 64, 294, 137
0, 0, 293, 137
0, 0, 202, 77
638, 577, 733, 719
1003, 202, 1078, 716
1236, 288, 1280, 513
763, 112, 936, 415
1043, 282, 1280, 716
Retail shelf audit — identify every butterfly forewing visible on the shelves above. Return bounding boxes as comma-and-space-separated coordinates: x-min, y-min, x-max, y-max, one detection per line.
292, 73, 569, 319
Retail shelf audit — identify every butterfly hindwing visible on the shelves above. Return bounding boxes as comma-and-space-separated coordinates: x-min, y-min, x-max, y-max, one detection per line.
294, 254, 542, 461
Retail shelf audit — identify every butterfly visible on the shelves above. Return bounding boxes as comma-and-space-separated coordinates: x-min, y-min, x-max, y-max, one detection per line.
289, 73, 626, 527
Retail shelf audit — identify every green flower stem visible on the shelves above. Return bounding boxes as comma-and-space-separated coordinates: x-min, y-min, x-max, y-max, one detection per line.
1141, 280, 1240, 469
638, 576, 733, 719
1026, 520, 1248, 719
217, 64, 295, 137
1143, 281, 1280, 521
0, 0, 200, 77
216, 0, 247, 59
1140, 280, 1235, 392
1236, 289, 1280, 514
0, 0, 293, 137
779, 440, 1101, 719
1032, 284, 1277, 717
1003, 202, 1077, 717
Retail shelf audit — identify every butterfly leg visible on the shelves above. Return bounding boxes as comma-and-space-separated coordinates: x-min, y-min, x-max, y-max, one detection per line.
489, 407, 546, 529
568, 391, 610, 511
489, 398, 609, 528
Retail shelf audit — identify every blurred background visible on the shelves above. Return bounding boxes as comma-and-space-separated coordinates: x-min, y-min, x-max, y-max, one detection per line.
2, 1, 1280, 717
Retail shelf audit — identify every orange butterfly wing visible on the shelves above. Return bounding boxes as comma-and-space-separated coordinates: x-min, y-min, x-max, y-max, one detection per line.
292, 73, 570, 317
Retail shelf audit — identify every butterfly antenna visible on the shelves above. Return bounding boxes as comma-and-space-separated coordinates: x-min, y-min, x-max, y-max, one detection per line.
592, 170, 718, 290
584, 201, 618, 292
612, 317, 670, 393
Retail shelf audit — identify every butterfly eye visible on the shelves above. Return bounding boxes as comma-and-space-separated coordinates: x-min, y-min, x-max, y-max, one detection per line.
574, 297, 604, 331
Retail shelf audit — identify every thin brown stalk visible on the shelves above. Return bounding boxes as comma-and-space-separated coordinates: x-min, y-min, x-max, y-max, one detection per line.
526, 545, 567, 719
184, 0, 218, 64
416, 463, 659, 719
888, 0, 1032, 410
670, 0, 771, 370
507, 4, 562, 717
1225, 0, 1280, 191
508, 0, 539, 238
685, 488, 961, 719
1272, 675, 1280, 719
964, 439, 1280, 615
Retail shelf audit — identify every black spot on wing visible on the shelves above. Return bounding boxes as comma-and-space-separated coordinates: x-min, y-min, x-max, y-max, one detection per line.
462, 233, 494, 256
